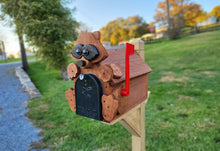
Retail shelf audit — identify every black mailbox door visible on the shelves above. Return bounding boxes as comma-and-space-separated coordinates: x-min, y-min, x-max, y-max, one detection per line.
75, 73, 103, 120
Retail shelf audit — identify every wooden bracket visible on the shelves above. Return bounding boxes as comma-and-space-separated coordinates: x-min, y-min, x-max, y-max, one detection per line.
103, 91, 150, 151
119, 101, 146, 151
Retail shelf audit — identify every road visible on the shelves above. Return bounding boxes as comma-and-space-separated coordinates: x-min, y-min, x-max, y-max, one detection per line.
0, 62, 45, 151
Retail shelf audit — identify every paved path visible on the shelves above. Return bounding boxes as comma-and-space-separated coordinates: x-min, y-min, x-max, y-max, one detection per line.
0, 62, 44, 151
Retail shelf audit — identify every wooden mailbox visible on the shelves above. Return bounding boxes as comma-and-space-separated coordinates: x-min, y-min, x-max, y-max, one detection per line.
65, 31, 152, 123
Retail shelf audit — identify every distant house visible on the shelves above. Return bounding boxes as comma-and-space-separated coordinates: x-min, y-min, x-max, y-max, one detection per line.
155, 27, 167, 39
141, 33, 155, 41
197, 15, 219, 27
140, 27, 167, 41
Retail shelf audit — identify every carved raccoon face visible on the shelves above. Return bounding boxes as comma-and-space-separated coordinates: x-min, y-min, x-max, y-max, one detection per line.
71, 31, 108, 68
71, 44, 99, 67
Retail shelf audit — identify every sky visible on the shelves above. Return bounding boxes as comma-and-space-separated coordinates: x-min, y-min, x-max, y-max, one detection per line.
0, 0, 219, 55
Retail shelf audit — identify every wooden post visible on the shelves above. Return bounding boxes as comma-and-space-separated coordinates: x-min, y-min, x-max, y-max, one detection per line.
119, 102, 146, 151
130, 39, 145, 60
103, 92, 150, 151
124, 40, 146, 150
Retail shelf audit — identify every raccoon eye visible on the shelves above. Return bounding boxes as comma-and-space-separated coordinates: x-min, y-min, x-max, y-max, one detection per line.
83, 49, 89, 56
71, 44, 83, 59
82, 44, 99, 61
76, 49, 82, 55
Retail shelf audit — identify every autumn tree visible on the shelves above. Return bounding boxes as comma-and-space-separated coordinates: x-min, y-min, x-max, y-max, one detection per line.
194, 11, 208, 24
154, 0, 207, 39
100, 15, 149, 45
209, 5, 220, 22
100, 17, 124, 45
0, 0, 29, 70
184, 3, 207, 26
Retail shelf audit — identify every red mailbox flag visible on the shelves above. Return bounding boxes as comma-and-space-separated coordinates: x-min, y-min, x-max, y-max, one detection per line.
121, 43, 134, 96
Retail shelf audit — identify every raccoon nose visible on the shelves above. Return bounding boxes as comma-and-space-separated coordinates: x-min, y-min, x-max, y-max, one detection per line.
77, 60, 86, 67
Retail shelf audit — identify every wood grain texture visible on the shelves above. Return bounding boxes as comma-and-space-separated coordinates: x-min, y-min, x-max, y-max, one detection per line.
110, 63, 123, 78
98, 65, 113, 82
92, 31, 100, 40
80, 64, 99, 75
129, 74, 148, 107
101, 48, 152, 85
75, 31, 108, 63
65, 88, 76, 112
67, 31, 151, 124
102, 92, 150, 125
131, 102, 145, 151
101, 81, 113, 95
117, 74, 148, 115
118, 96, 129, 114
102, 95, 119, 122
67, 63, 79, 79
112, 84, 123, 100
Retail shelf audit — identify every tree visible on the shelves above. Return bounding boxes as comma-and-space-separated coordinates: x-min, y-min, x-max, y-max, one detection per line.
1, 0, 78, 71
154, 0, 187, 39
184, 3, 206, 27
100, 17, 124, 45
100, 15, 149, 45
209, 5, 220, 22
194, 11, 208, 24
154, 0, 207, 39
0, 0, 29, 70
22, 0, 78, 69
125, 16, 149, 38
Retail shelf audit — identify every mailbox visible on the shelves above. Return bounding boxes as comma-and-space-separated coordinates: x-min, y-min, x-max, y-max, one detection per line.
65, 31, 152, 123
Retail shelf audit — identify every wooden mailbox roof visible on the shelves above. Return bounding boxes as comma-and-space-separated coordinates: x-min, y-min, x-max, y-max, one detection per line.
101, 48, 152, 85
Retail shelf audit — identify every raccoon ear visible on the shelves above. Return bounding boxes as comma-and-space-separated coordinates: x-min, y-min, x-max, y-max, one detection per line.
93, 31, 100, 40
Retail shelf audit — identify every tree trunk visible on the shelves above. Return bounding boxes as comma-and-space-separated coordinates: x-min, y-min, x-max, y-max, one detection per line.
18, 33, 29, 71
166, 0, 171, 40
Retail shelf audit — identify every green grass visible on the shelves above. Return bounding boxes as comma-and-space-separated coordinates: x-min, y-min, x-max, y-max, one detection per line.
0, 56, 39, 64
26, 30, 220, 150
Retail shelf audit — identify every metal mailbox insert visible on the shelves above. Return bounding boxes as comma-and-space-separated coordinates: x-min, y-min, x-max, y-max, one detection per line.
75, 73, 103, 120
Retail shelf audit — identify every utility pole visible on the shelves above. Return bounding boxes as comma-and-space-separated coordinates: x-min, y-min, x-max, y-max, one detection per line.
18, 34, 29, 71
166, 0, 171, 40
0, 41, 7, 63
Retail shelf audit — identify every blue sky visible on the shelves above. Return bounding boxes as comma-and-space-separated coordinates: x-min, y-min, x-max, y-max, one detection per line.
73, 0, 220, 31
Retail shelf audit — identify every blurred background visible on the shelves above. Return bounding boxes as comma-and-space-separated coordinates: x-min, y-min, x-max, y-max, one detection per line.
0, 0, 219, 60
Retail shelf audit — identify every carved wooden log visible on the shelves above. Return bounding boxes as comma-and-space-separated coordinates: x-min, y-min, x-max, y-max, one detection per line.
102, 95, 119, 122
65, 88, 76, 112
110, 64, 123, 79
98, 65, 113, 82
102, 81, 113, 95
81, 65, 99, 76
67, 63, 79, 80
112, 84, 123, 100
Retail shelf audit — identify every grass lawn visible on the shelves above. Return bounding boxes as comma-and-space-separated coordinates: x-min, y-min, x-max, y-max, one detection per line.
0, 56, 39, 64
26, 30, 220, 151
